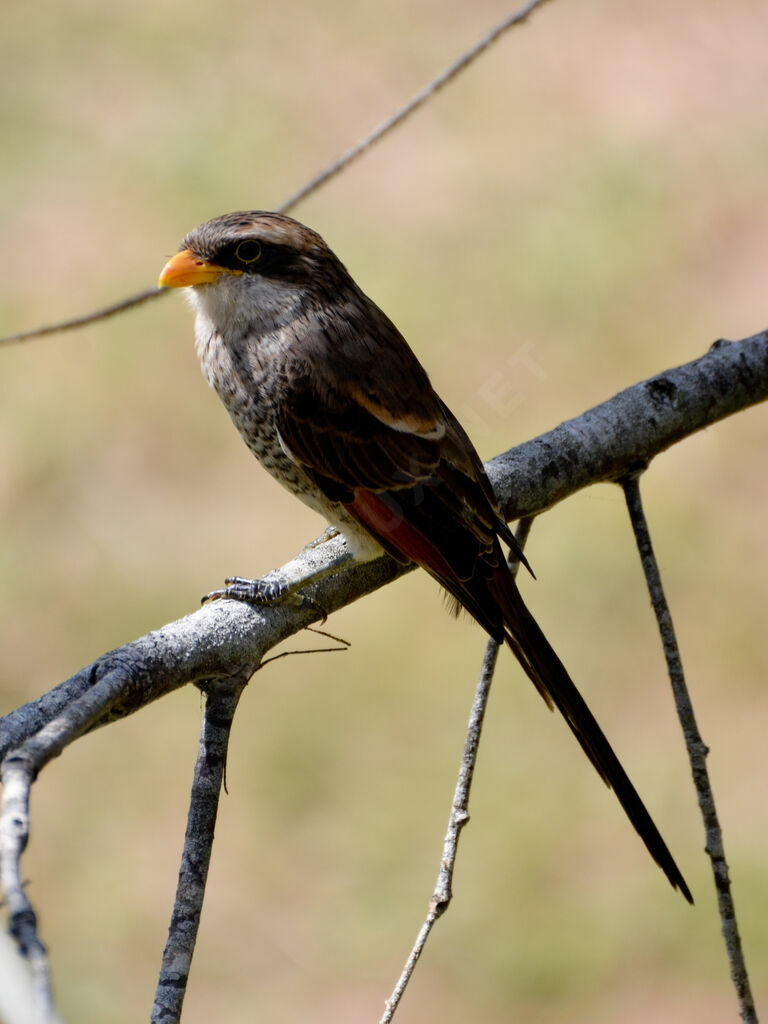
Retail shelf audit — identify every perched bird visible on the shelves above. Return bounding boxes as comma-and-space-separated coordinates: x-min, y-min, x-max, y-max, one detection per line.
159, 211, 691, 902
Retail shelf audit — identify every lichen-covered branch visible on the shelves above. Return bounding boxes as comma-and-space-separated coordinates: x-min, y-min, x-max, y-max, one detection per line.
488, 331, 768, 518
2, 332, 766, 761
0, 329, 766, 1022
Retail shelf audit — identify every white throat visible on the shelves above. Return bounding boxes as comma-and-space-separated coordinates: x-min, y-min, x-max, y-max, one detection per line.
185, 273, 303, 342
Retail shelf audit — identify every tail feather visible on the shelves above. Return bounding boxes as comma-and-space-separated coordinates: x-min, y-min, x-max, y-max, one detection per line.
343, 485, 691, 901
490, 571, 693, 903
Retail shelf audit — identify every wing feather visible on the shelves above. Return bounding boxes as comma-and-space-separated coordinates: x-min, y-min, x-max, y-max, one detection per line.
271, 301, 691, 903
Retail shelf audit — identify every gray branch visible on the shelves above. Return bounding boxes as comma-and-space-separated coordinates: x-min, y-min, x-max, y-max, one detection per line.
487, 331, 768, 517
621, 475, 757, 1023
1, 330, 766, 760
0, 328, 767, 1022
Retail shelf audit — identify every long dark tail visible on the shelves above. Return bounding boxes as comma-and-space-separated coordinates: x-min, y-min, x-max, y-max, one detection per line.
488, 570, 693, 903
347, 479, 691, 901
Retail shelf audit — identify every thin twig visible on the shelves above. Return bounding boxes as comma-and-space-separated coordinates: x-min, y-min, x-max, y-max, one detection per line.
304, 624, 352, 646
381, 519, 533, 1023
260, 622, 351, 666
151, 676, 248, 1024
260, 644, 349, 668
621, 474, 757, 1024
0, 287, 166, 348
277, 0, 555, 213
0, 0, 555, 348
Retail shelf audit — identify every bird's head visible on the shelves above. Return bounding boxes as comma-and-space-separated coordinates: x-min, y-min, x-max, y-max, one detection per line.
159, 211, 348, 334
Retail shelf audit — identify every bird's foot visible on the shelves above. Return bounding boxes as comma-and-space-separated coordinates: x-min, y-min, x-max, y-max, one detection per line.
202, 547, 356, 614
202, 575, 306, 607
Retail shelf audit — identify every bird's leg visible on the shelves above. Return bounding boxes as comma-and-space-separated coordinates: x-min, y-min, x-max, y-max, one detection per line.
202, 546, 356, 607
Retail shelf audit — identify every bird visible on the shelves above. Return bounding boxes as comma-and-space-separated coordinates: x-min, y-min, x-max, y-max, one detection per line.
158, 210, 692, 903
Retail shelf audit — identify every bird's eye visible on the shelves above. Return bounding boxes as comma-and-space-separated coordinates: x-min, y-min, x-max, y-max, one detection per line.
235, 240, 262, 265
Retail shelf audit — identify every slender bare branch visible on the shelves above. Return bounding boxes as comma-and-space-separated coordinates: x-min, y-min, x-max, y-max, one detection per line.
277, 0, 555, 213
0, 0, 554, 349
0, 287, 166, 348
622, 475, 758, 1024
152, 676, 249, 1024
380, 518, 532, 1023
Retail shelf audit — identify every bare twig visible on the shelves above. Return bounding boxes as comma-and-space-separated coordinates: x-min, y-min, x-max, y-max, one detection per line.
260, 624, 351, 668
621, 474, 758, 1024
277, 0, 555, 213
0, 0, 554, 349
0, 287, 166, 348
381, 519, 532, 1023
152, 676, 248, 1024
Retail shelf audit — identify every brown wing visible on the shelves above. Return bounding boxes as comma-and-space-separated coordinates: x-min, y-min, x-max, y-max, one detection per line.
274, 303, 520, 589
273, 304, 692, 903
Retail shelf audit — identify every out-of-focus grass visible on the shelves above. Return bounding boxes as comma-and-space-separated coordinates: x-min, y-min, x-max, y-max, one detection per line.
1, 1, 767, 1021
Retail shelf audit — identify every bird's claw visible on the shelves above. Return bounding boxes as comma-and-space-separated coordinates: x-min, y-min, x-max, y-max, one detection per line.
202, 575, 290, 606
201, 576, 323, 618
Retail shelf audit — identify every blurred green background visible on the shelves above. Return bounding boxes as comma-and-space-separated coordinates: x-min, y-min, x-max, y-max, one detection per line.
1, 1, 767, 1021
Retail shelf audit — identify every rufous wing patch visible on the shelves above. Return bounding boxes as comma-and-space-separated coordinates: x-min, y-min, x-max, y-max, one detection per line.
346, 489, 455, 578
